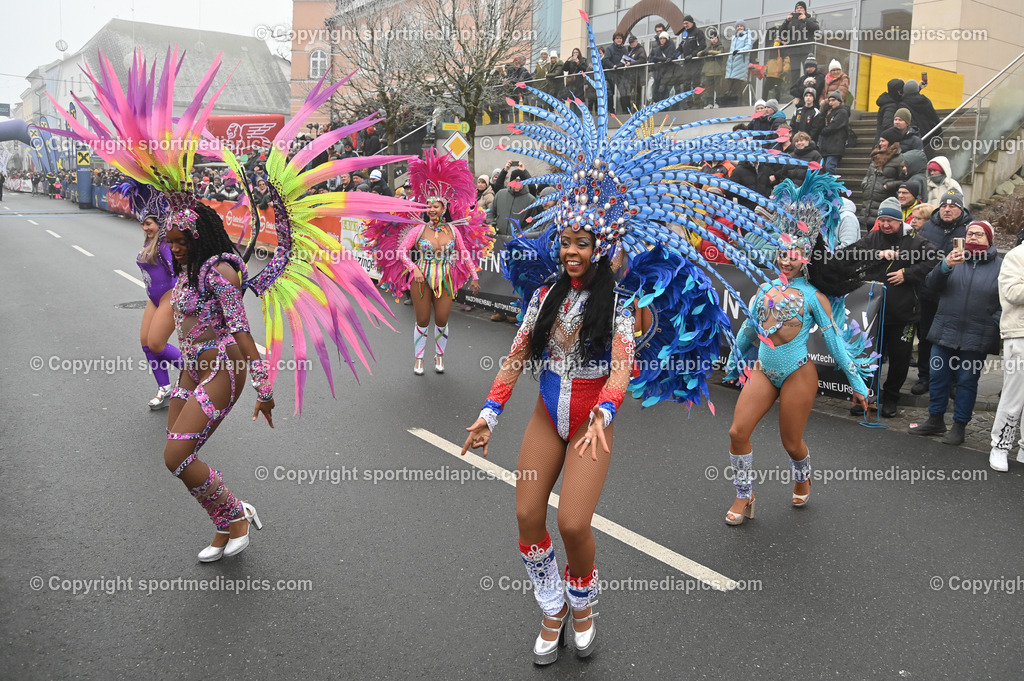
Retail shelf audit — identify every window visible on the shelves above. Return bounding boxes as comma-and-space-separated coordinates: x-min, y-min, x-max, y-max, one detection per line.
309, 49, 329, 79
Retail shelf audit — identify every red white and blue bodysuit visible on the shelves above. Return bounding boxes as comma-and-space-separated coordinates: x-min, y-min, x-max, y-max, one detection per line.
478, 281, 635, 439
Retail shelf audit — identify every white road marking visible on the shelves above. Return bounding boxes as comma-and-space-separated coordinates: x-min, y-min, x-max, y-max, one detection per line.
72, 245, 94, 257
3, 206, 9, 210
408, 427, 739, 591
27, 219, 39, 225
114, 269, 145, 288
46, 230, 61, 238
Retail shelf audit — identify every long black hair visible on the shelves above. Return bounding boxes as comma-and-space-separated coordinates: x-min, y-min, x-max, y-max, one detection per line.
529, 256, 616, 367
172, 202, 240, 288
805, 234, 867, 297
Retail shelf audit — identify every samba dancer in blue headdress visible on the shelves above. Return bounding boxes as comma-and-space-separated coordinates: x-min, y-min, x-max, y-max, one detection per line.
722, 173, 876, 526
461, 11, 845, 665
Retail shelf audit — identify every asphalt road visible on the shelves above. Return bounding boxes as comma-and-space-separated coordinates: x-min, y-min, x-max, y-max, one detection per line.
2, 192, 1022, 681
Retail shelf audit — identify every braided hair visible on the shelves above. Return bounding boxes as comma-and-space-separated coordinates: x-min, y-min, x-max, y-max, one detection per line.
171, 202, 240, 288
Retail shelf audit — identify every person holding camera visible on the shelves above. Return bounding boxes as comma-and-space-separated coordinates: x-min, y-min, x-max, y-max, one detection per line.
675, 15, 706, 109
779, 2, 820, 83
911, 221, 1002, 445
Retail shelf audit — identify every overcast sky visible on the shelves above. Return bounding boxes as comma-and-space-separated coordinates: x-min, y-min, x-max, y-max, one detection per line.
1, 0, 293, 112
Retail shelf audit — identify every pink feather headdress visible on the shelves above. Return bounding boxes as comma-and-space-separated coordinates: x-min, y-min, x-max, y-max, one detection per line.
407, 148, 476, 215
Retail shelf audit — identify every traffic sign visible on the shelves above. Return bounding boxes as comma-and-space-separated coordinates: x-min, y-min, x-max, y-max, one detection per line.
443, 132, 470, 159
441, 121, 470, 134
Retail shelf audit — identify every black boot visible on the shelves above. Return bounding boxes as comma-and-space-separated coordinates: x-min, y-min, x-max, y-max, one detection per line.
942, 422, 966, 445
881, 397, 898, 418
910, 414, 946, 436
911, 379, 929, 395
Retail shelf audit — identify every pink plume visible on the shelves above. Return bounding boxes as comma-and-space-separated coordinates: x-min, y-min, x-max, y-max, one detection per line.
580, 9, 589, 22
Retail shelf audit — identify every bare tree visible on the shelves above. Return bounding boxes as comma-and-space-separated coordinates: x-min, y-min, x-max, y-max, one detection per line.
405, 0, 552, 171
327, 1, 432, 185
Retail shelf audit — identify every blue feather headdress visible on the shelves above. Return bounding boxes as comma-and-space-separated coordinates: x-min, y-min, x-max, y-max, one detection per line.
770, 170, 848, 253
500, 12, 833, 408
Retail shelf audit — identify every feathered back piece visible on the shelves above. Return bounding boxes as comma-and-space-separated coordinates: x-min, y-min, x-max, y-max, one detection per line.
407, 148, 477, 212
498, 13, 827, 408
770, 170, 847, 254
46, 47, 241, 236
243, 72, 425, 412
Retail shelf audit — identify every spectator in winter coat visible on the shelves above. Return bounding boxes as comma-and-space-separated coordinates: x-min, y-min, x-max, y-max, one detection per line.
649, 35, 676, 101
367, 169, 393, 197
913, 189, 973, 396
723, 21, 755, 107
675, 15, 707, 109
789, 132, 823, 185
858, 128, 905, 225
651, 23, 675, 55
875, 79, 904, 144
750, 99, 785, 131
897, 181, 922, 224
989, 240, 1024, 470
821, 59, 850, 107
488, 168, 535, 236
817, 91, 849, 174
602, 33, 629, 114
893, 108, 924, 153
698, 34, 726, 107
901, 80, 941, 145
837, 197, 861, 247
911, 220, 1002, 445
791, 88, 823, 139
779, 2, 820, 82
545, 51, 565, 100
926, 157, 962, 205
763, 39, 790, 102
902, 149, 929, 203
788, 55, 826, 103
476, 175, 495, 212
909, 203, 935, 235
847, 197, 940, 416
563, 48, 587, 101
623, 36, 648, 109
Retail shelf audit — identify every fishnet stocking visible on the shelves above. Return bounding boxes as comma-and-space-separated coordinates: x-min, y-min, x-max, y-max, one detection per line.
515, 396, 613, 579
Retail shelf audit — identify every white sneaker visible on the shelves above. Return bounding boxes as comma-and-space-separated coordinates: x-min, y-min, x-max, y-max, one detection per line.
990, 450, 1009, 472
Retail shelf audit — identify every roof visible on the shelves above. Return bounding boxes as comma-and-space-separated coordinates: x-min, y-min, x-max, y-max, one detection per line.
76, 19, 289, 115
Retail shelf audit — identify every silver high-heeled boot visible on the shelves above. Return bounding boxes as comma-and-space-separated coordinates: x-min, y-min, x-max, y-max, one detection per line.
565, 565, 599, 658
520, 534, 568, 665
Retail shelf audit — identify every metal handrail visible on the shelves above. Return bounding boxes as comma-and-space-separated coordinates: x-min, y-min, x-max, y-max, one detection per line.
922, 49, 1024, 141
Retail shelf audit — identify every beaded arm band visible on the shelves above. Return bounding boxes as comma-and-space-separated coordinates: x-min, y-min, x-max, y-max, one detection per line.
249, 359, 274, 402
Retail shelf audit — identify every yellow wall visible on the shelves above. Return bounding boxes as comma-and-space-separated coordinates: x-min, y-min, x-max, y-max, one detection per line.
865, 55, 964, 112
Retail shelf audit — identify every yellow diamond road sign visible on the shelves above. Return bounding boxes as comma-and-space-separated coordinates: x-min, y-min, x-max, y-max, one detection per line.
443, 132, 470, 159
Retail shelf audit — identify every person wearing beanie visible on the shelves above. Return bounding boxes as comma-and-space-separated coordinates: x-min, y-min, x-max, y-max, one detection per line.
897, 180, 922, 223
821, 58, 850, 108
546, 50, 565, 101
749, 99, 774, 131
476, 174, 495, 212
780, 2, 820, 82
901, 79, 942, 145
791, 88, 824, 139
892, 107, 924, 153
989, 237, 1024, 469
817, 86, 849, 174
926, 156, 962, 205
675, 14, 707, 109
912, 220, 1002, 444
912, 187, 973, 395
875, 78, 904, 145
789, 52, 825, 102
858, 127, 905, 226
846, 199, 941, 417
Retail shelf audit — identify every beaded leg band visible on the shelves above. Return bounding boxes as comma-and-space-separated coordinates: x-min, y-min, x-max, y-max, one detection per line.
188, 466, 242, 530
790, 450, 811, 483
730, 452, 754, 499
564, 564, 599, 612
519, 534, 566, 616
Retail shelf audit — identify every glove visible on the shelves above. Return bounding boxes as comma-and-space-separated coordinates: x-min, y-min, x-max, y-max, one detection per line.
732, 49, 740, 55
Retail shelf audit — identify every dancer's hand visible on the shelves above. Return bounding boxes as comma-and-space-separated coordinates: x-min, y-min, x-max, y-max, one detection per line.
852, 393, 869, 412
253, 399, 275, 428
461, 418, 491, 457
574, 409, 610, 461
412, 268, 425, 284
469, 280, 480, 294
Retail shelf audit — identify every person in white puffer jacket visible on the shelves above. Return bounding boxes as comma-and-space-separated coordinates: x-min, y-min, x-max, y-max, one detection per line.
926, 156, 961, 205
990, 242, 1024, 470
